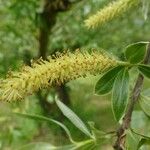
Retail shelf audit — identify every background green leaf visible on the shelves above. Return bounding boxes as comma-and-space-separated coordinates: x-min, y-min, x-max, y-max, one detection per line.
140, 96, 150, 117
131, 111, 150, 137
125, 129, 140, 150
95, 66, 123, 95
138, 65, 150, 79
112, 67, 129, 121
124, 42, 149, 64
14, 113, 75, 143
142, 88, 150, 97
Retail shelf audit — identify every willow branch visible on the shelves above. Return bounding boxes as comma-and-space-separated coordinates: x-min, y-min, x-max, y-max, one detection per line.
114, 42, 150, 150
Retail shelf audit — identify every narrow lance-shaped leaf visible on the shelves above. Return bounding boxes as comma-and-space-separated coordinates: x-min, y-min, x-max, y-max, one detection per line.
18, 142, 79, 150
14, 113, 75, 143
55, 99, 93, 138
124, 42, 149, 64
138, 65, 150, 79
18, 142, 57, 150
112, 67, 129, 121
95, 66, 124, 95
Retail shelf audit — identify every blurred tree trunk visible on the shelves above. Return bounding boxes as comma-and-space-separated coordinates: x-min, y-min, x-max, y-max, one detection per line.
23, 49, 32, 66
38, 0, 72, 115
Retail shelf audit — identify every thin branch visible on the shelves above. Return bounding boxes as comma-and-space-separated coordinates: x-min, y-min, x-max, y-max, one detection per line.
113, 42, 150, 150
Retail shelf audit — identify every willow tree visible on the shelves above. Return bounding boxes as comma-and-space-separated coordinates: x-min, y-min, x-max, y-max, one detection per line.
0, 0, 150, 149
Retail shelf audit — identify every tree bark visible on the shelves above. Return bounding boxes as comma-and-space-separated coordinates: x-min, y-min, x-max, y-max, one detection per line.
38, 0, 72, 115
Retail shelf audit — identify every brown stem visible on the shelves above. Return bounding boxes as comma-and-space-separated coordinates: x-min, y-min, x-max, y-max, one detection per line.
56, 85, 71, 106
38, 0, 72, 115
113, 42, 150, 150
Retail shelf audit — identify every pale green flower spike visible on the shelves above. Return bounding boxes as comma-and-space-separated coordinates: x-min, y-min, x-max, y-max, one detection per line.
0, 50, 120, 102
84, 0, 139, 29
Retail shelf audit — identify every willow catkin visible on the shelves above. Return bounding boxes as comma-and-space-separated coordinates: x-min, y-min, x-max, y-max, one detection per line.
84, 0, 139, 29
0, 50, 120, 102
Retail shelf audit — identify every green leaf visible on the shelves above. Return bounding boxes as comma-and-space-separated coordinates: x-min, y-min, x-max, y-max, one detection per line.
18, 142, 77, 150
140, 94, 150, 116
126, 129, 140, 150
55, 99, 93, 138
95, 66, 124, 95
18, 142, 57, 150
112, 67, 129, 121
75, 139, 95, 149
124, 42, 149, 64
137, 138, 150, 150
129, 129, 150, 150
138, 65, 150, 79
130, 111, 150, 137
57, 145, 77, 150
14, 113, 75, 143
131, 128, 150, 139
140, 89, 150, 116
142, 88, 150, 97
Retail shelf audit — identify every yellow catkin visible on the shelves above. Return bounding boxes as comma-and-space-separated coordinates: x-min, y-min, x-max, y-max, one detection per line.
84, 0, 139, 29
0, 50, 120, 102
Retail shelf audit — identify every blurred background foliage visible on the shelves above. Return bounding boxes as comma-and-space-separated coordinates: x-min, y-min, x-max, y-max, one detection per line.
0, 0, 150, 149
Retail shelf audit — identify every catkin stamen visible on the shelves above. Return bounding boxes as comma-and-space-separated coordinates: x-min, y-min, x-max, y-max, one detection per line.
0, 50, 120, 102
84, 0, 139, 29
